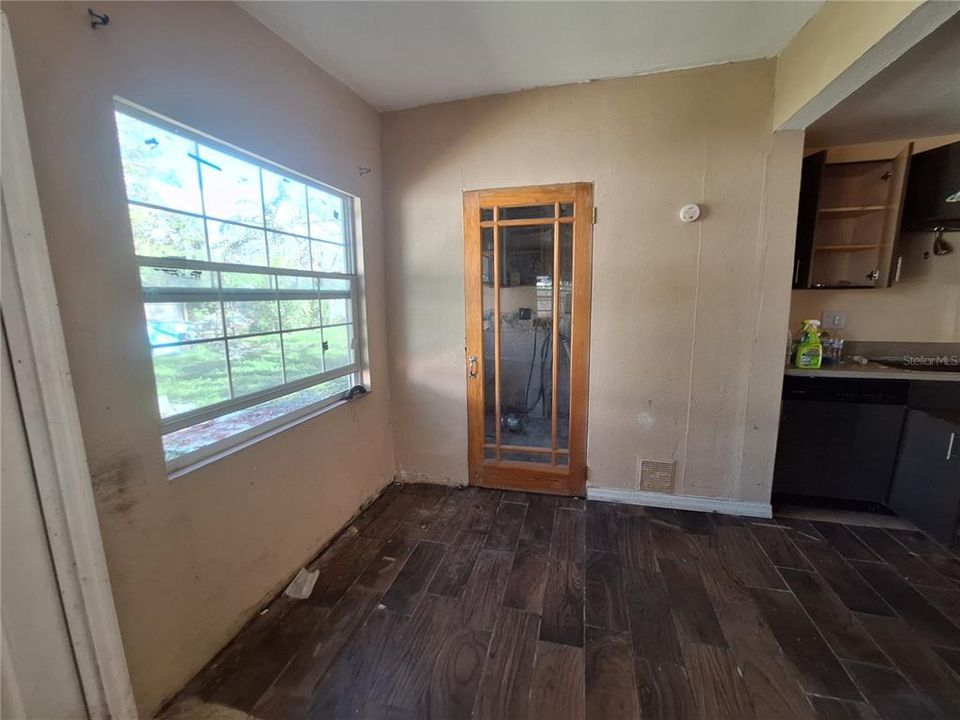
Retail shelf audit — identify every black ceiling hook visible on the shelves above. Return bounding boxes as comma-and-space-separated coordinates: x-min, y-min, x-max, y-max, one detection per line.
88, 8, 110, 29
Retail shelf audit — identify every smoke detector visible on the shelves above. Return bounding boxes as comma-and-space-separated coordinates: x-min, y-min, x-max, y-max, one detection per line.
679, 204, 701, 223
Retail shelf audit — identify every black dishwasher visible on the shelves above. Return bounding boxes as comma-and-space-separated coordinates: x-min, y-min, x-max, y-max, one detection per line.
773, 376, 909, 504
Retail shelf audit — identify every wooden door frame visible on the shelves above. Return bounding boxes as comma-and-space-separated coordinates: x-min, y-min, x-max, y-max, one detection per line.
1, 14, 138, 719
463, 183, 593, 496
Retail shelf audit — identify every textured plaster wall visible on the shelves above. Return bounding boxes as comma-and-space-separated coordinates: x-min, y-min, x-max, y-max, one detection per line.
381, 60, 804, 503
4, 2, 395, 715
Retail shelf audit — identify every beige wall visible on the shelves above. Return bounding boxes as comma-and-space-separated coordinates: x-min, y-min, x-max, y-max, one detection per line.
773, 0, 922, 129
382, 60, 804, 503
4, 2, 395, 715
791, 136, 960, 342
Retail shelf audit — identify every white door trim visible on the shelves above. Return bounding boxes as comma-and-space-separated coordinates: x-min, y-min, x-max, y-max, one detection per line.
0, 13, 138, 719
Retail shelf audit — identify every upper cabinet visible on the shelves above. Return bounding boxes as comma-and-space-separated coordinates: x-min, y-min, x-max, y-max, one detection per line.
792, 144, 912, 289
792, 151, 825, 288
902, 141, 960, 231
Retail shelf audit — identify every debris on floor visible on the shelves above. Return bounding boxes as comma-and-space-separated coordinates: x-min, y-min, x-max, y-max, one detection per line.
282, 567, 319, 600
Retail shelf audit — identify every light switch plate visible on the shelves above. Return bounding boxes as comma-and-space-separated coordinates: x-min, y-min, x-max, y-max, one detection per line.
822, 310, 846, 330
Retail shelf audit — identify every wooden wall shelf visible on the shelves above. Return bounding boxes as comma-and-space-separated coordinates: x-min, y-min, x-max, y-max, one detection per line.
793, 145, 912, 289
814, 244, 881, 253
818, 206, 887, 218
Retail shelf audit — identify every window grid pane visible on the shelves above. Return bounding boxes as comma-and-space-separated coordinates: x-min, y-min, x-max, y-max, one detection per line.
162, 375, 355, 464
152, 340, 231, 417
116, 104, 359, 461
141, 265, 349, 398
135, 250, 351, 393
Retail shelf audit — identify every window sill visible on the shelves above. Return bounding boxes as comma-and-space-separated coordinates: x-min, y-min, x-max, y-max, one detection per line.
167, 388, 371, 481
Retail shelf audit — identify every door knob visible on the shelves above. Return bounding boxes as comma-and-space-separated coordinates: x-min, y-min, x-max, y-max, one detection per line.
468, 355, 478, 378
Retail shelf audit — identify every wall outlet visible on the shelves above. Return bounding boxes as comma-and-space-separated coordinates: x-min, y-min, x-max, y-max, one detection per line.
821, 310, 846, 330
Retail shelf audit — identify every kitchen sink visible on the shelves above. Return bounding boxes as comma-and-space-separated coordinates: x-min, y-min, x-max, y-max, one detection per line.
869, 357, 960, 373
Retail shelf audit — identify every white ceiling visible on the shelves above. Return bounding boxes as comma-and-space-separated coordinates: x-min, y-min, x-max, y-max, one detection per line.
806, 10, 960, 147
242, 1, 823, 112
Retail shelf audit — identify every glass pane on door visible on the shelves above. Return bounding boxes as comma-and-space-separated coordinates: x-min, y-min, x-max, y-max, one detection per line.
499, 204, 555, 220
482, 228, 498, 453
557, 222, 573, 451
497, 223, 554, 464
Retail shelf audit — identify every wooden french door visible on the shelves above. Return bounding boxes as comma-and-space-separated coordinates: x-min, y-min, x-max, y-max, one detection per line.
463, 183, 593, 496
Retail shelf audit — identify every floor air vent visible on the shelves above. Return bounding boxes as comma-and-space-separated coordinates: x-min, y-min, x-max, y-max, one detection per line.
639, 459, 675, 493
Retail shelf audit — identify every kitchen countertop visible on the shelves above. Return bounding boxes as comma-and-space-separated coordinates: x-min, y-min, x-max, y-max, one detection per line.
785, 361, 960, 382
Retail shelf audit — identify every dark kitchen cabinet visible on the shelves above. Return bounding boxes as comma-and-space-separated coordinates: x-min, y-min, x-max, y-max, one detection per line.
902, 141, 960, 231
888, 409, 960, 543
793, 151, 825, 288
773, 377, 908, 502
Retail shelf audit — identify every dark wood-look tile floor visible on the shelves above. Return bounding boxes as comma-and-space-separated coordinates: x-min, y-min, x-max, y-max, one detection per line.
161, 485, 960, 720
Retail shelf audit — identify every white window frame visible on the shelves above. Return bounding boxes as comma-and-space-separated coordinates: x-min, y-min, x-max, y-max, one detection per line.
114, 99, 366, 473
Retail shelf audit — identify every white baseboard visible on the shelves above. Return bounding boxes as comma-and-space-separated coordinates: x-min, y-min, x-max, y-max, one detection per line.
587, 487, 772, 519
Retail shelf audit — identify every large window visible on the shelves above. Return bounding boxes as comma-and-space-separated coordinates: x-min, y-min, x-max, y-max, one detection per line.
114, 102, 362, 470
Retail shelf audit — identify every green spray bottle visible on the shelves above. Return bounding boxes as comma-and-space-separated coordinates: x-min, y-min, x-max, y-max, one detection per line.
795, 319, 823, 369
